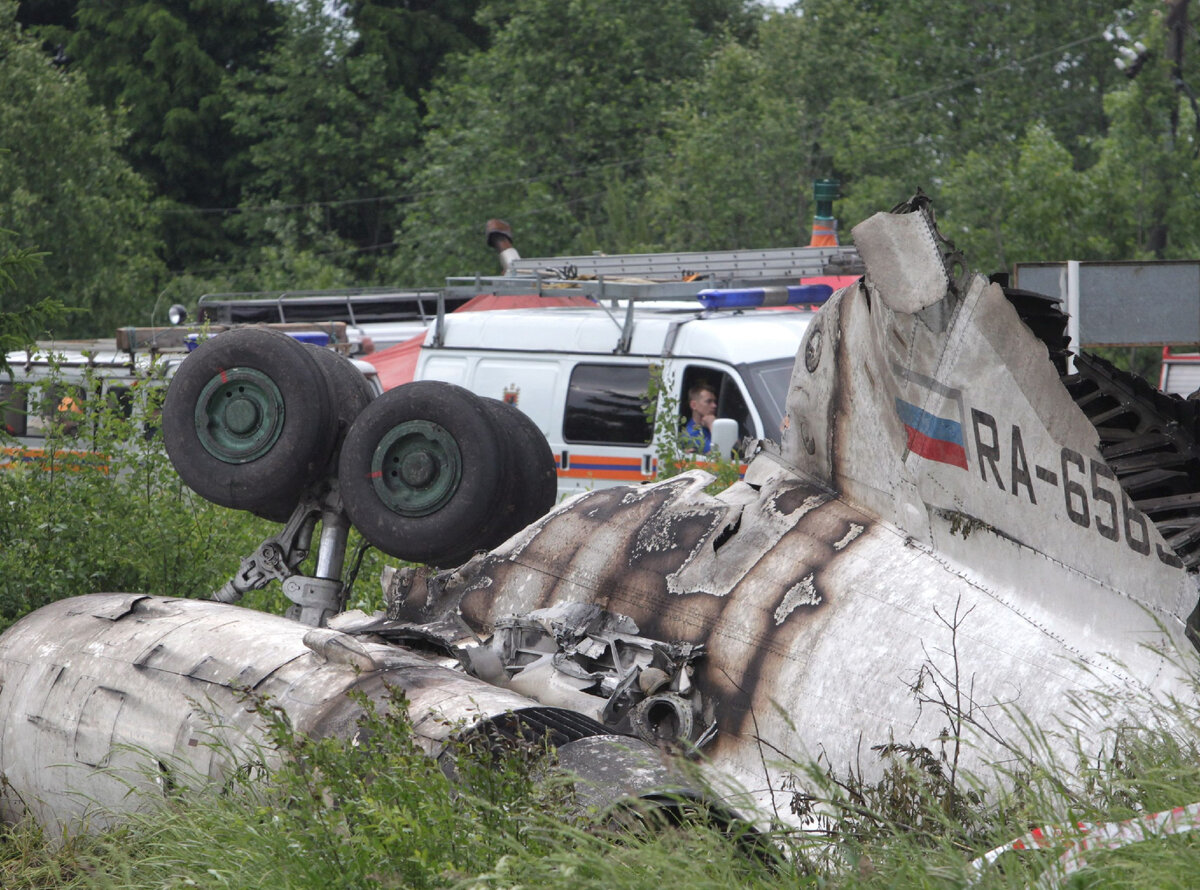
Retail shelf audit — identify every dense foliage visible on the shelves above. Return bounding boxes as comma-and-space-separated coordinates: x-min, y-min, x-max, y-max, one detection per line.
0, 371, 278, 629
6, 3, 1200, 885
4, 0, 1198, 338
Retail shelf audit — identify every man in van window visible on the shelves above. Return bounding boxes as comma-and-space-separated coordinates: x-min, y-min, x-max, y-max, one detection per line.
685, 382, 717, 454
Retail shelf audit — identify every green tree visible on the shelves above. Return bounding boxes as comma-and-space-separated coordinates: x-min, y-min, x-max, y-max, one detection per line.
388, 0, 720, 281
638, 1, 1131, 260
940, 123, 1115, 272
832, 1, 1120, 208
65, 0, 283, 265
0, 3, 164, 337
1079, 3, 1200, 261
642, 16, 829, 250
345, 0, 488, 113
0, 241, 63, 377
223, 0, 420, 284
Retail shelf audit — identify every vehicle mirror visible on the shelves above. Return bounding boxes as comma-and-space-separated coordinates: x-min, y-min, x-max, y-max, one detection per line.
711, 418, 738, 458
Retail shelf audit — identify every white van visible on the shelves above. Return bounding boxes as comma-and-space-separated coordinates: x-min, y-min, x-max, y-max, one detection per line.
1, 341, 186, 472
2, 325, 381, 473
391, 240, 861, 498
414, 297, 822, 497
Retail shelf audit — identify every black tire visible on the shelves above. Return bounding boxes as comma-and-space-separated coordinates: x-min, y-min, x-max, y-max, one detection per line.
163, 327, 338, 516
501, 402, 559, 527
470, 399, 524, 553
303, 344, 375, 470
338, 381, 504, 565
476, 399, 558, 543
242, 345, 378, 523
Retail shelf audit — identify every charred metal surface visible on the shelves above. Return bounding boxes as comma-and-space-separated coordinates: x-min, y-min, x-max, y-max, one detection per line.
1067, 353, 1200, 570
434, 465, 877, 763
0, 594, 713, 835
484, 603, 711, 748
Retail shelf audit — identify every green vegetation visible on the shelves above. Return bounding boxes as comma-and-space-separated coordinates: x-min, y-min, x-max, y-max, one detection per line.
4, 614, 1200, 887
0, 365, 276, 628
3, 0, 1197, 350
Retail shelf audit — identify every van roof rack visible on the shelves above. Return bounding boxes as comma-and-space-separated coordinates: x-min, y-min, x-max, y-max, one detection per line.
509, 244, 860, 280
196, 288, 452, 326
444, 244, 862, 303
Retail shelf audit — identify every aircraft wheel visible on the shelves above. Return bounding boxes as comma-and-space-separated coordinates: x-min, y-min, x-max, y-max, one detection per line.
302, 345, 375, 469
244, 345, 378, 522
163, 327, 338, 515
420, 398, 556, 567
338, 382, 503, 566
480, 399, 558, 535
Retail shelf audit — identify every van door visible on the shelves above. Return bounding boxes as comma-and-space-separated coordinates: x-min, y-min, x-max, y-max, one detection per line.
557, 361, 655, 496
467, 358, 561, 437
671, 361, 763, 451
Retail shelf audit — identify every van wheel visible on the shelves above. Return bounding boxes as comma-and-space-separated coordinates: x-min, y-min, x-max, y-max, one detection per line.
338, 382, 502, 566
163, 327, 337, 515
479, 399, 558, 537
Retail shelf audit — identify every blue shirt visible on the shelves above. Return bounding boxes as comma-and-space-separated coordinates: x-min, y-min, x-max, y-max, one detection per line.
685, 418, 711, 454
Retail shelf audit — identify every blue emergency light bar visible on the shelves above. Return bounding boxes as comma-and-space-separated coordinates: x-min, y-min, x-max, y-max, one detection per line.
695, 283, 833, 310
185, 330, 331, 351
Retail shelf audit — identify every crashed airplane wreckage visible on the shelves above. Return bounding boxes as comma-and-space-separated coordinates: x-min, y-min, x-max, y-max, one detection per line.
3, 195, 1200, 835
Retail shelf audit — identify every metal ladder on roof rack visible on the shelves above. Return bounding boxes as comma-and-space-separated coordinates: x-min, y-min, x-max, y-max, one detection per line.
436, 244, 861, 353
443, 244, 863, 304
508, 244, 861, 281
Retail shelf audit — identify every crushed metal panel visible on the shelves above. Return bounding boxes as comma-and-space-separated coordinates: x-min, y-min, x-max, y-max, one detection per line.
0, 594, 715, 835
430, 200, 1199, 821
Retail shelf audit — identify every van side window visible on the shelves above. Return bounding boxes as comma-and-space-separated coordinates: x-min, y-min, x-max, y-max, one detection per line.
1, 383, 27, 436
106, 386, 136, 421
26, 384, 86, 438
563, 364, 651, 446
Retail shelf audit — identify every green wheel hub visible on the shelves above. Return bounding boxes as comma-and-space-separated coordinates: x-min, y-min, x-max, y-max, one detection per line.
194, 368, 285, 464
371, 420, 462, 516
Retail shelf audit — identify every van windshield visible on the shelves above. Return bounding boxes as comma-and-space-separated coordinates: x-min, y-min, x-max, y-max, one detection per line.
739, 358, 794, 442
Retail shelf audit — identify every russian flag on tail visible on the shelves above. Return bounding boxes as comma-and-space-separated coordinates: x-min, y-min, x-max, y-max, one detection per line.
894, 397, 968, 470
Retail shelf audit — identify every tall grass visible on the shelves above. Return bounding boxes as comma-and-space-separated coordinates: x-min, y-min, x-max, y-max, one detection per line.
0, 365, 392, 626
5, 370, 1200, 888
6, 666, 1200, 889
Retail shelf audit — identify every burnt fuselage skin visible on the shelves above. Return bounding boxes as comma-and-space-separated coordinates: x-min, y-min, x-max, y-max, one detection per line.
423, 207, 1198, 817
0, 594, 678, 835
2, 204, 1196, 832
